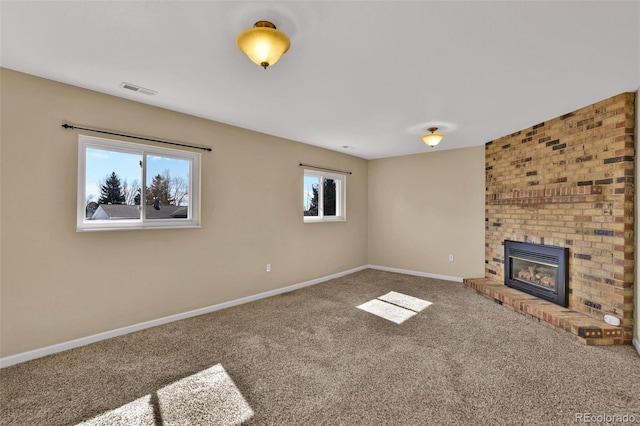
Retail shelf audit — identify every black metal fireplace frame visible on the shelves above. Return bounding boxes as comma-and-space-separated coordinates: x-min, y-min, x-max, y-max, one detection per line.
504, 240, 570, 307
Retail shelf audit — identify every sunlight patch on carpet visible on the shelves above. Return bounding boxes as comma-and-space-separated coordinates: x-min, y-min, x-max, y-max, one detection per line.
77, 394, 154, 426
378, 291, 433, 312
357, 291, 432, 324
77, 364, 253, 426
357, 299, 417, 324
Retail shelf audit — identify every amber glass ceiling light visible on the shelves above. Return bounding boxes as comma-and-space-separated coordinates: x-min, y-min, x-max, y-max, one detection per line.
421, 127, 445, 147
236, 21, 290, 69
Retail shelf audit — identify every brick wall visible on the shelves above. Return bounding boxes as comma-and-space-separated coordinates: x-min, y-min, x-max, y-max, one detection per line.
485, 92, 635, 342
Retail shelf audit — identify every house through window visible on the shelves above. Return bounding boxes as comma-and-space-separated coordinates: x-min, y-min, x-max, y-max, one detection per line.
303, 169, 345, 222
77, 135, 200, 231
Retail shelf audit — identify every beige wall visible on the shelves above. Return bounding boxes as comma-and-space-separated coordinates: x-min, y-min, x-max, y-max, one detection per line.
0, 69, 368, 357
367, 147, 486, 279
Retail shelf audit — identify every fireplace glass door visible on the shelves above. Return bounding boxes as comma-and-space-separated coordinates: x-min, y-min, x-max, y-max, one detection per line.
510, 256, 557, 291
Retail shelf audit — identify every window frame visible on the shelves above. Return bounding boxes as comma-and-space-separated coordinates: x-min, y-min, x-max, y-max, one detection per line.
303, 169, 346, 223
77, 135, 201, 232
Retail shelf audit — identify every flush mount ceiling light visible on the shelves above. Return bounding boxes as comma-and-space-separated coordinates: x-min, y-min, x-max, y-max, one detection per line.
421, 127, 445, 148
236, 21, 290, 69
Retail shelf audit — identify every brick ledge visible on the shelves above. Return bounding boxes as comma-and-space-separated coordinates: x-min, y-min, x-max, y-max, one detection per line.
487, 185, 603, 205
463, 277, 625, 345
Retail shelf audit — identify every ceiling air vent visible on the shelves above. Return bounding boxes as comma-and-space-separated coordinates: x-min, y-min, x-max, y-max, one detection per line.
119, 82, 157, 96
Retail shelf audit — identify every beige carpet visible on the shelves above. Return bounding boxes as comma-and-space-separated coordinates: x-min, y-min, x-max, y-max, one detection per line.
1, 269, 639, 425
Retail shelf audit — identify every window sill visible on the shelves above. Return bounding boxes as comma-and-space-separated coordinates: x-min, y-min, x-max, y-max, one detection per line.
303, 218, 346, 224
77, 223, 201, 232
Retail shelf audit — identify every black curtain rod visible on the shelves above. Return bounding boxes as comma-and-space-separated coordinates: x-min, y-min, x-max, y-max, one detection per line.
61, 123, 212, 152
299, 163, 352, 175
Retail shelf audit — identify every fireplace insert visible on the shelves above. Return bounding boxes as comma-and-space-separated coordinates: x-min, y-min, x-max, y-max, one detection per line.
504, 240, 569, 307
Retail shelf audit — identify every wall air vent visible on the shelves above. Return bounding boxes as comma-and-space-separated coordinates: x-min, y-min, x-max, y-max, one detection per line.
119, 82, 157, 96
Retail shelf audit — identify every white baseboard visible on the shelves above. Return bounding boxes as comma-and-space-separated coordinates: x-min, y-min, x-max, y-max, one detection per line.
367, 264, 463, 283
0, 265, 368, 368
634, 337, 640, 357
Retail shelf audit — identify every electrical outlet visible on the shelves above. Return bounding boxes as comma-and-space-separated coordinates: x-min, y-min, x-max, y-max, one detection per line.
448, 254, 454, 262
266, 263, 271, 272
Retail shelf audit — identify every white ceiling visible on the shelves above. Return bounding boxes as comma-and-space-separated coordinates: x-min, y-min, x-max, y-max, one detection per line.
1, 1, 639, 159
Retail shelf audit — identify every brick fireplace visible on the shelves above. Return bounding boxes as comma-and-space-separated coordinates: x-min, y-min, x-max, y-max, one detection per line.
466, 92, 635, 344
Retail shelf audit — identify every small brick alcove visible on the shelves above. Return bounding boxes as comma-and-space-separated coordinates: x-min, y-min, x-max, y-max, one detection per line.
465, 92, 635, 344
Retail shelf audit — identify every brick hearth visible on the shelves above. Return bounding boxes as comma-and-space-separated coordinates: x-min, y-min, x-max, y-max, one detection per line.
464, 278, 624, 345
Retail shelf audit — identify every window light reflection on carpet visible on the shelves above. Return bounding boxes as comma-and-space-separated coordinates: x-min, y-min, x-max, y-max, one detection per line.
77, 364, 253, 425
357, 291, 432, 324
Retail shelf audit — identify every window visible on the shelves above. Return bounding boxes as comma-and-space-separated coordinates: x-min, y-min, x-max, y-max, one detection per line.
77, 135, 200, 231
303, 170, 345, 222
